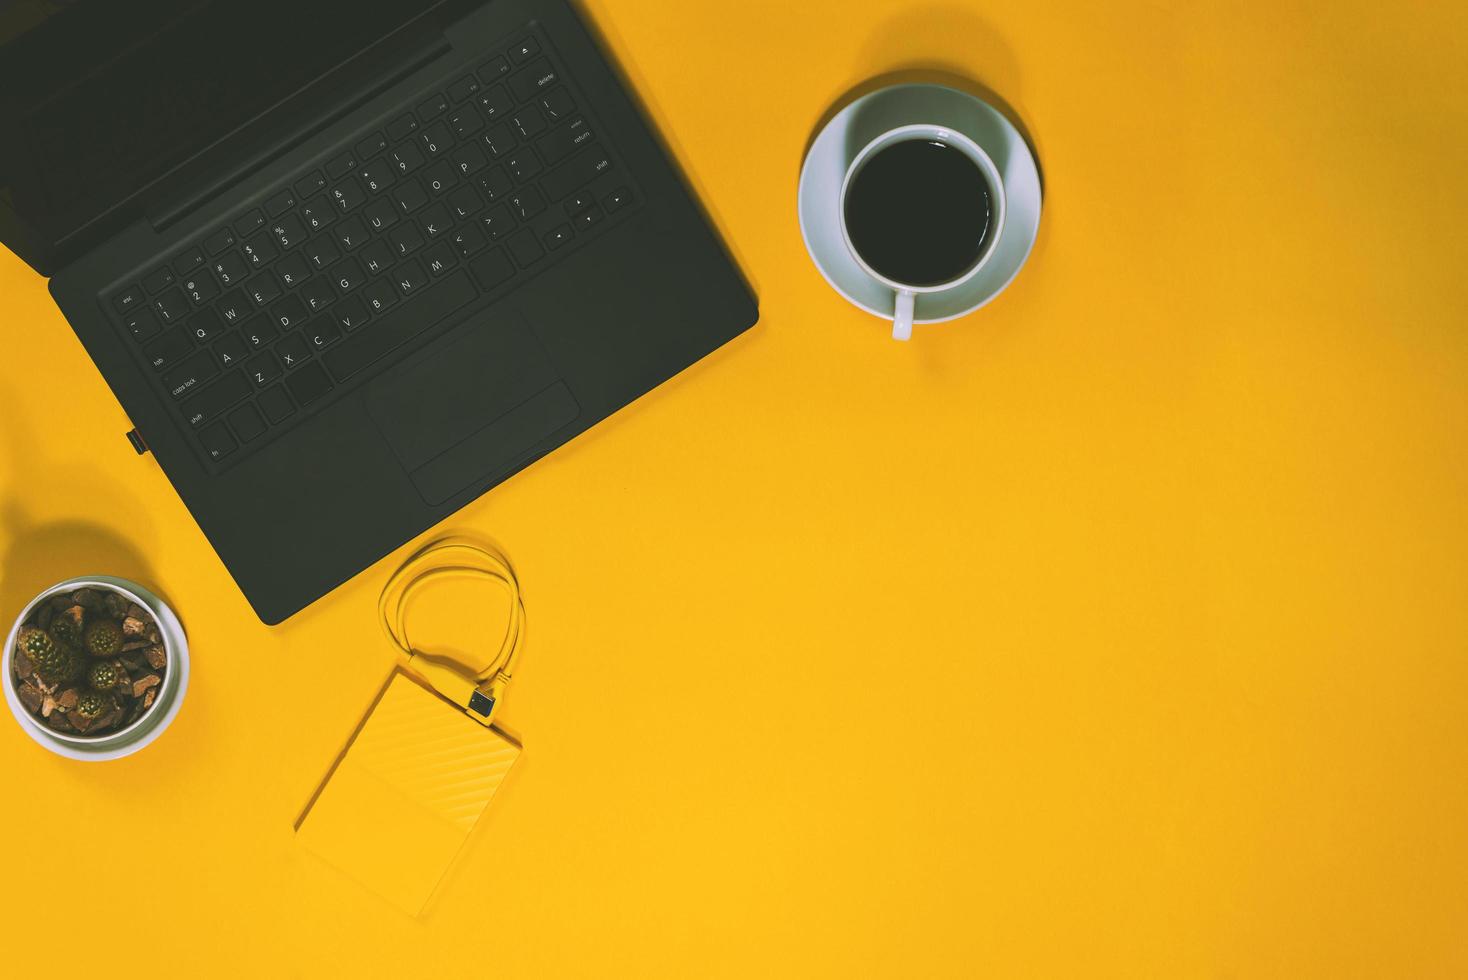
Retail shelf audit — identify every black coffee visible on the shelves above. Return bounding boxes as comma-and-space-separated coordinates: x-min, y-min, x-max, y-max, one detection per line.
843, 139, 991, 288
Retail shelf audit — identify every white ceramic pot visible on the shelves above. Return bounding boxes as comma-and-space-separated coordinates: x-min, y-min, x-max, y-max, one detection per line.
3, 576, 189, 761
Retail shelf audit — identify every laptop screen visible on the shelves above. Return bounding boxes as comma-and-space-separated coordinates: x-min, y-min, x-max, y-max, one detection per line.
0, 0, 438, 275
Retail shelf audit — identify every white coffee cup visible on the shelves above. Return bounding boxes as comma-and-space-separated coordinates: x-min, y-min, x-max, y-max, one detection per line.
838, 124, 1007, 341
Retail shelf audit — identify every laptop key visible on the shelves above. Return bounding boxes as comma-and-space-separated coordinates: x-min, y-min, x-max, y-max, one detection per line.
324, 269, 475, 381
228, 404, 267, 444
422, 241, 457, 277
333, 295, 369, 331
213, 252, 249, 287
242, 315, 277, 349
419, 122, 452, 156
544, 224, 574, 251
506, 150, 542, 181
363, 279, 397, 314
271, 295, 309, 331
246, 272, 282, 307
188, 307, 226, 342
391, 141, 425, 175
125, 308, 161, 342
258, 385, 295, 424
447, 74, 481, 103
419, 203, 452, 239
540, 89, 575, 121
331, 177, 367, 213
364, 198, 398, 232
215, 332, 247, 367
164, 349, 221, 399
386, 113, 419, 141
538, 117, 593, 165
172, 247, 206, 273
204, 226, 237, 255
112, 284, 145, 314
395, 259, 428, 297
235, 210, 267, 236
416, 92, 449, 121
155, 288, 190, 324
142, 267, 176, 294
145, 328, 194, 370
305, 235, 341, 271
272, 213, 308, 250
448, 103, 483, 138
565, 189, 596, 215
480, 123, 516, 158
217, 291, 250, 324
285, 362, 333, 406
325, 152, 358, 180
452, 222, 487, 258
242, 231, 278, 268
477, 85, 513, 122
451, 142, 487, 177
511, 106, 546, 139
509, 59, 558, 103
332, 257, 365, 293
198, 422, 237, 462
264, 189, 296, 217
422, 160, 458, 196
356, 131, 389, 160
468, 247, 514, 291
359, 157, 395, 193
294, 170, 328, 198
478, 203, 515, 240
182, 269, 220, 305
506, 228, 544, 268
604, 186, 634, 212
510, 37, 540, 63
448, 184, 482, 220
542, 144, 613, 201
574, 205, 604, 231
301, 195, 335, 232
509, 187, 545, 220
359, 239, 394, 276
301, 278, 337, 313
183, 370, 250, 427
334, 214, 369, 251
477, 55, 511, 82
276, 252, 311, 288
307, 319, 342, 350
388, 222, 424, 257
277, 334, 311, 370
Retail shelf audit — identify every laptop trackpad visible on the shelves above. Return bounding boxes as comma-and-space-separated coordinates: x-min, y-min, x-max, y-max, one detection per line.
364, 311, 580, 506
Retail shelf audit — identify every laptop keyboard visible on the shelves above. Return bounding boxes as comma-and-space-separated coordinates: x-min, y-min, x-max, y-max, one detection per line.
104, 28, 636, 467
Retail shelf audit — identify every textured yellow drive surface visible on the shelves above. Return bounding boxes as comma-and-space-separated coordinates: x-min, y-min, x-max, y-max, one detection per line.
296, 672, 521, 916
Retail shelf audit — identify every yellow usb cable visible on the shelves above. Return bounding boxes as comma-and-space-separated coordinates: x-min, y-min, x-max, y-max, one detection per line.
377, 537, 525, 726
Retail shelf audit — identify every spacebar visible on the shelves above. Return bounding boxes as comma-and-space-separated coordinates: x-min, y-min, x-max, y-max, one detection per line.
324, 271, 476, 381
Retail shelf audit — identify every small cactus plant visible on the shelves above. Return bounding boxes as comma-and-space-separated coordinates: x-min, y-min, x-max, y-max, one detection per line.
18, 627, 79, 685
74, 690, 115, 721
87, 659, 125, 692
48, 604, 84, 646
84, 619, 123, 657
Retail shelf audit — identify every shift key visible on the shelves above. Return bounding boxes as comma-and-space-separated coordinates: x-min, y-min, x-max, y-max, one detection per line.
181, 370, 251, 428
540, 143, 612, 202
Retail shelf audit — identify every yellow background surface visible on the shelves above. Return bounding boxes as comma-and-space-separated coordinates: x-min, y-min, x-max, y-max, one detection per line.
2, 1, 1466, 976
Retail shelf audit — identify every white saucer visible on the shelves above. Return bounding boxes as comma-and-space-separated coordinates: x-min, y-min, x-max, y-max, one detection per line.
798, 84, 1042, 325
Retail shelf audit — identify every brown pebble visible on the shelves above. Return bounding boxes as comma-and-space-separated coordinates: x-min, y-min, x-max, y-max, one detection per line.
17, 684, 43, 714
142, 689, 157, 710
145, 646, 167, 670
41, 695, 56, 718
56, 689, 80, 710
126, 604, 148, 621
70, 589, 103, 610
14, 651, 34, 683
132, 674, 161, 698
121, 617, 147, 637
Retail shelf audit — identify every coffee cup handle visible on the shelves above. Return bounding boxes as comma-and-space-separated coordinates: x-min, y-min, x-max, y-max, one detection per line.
892, 290, 915, 342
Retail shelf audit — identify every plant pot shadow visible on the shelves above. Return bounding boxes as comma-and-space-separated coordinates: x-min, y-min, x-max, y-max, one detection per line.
0, 515, 167, 628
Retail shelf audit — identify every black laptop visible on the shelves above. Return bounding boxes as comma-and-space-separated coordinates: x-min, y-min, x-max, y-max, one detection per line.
0, 0, 756, 623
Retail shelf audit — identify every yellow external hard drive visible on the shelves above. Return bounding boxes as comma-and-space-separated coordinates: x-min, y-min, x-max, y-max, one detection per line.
296, 670, 521, 916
